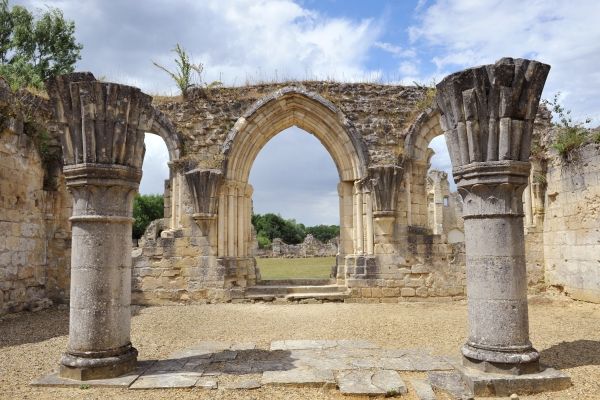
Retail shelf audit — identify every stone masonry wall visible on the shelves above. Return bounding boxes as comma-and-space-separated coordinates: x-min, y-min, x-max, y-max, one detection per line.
543, 142, 600, 302
0, 83, 72, 314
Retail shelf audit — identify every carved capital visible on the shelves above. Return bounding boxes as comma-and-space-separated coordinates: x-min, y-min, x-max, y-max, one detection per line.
184, 168, 223, 217
46, 72, 154, 168
436, 58, 550, 167
64, 164, 140, 220
367, 165, 403, 216
455, 161, 530, 219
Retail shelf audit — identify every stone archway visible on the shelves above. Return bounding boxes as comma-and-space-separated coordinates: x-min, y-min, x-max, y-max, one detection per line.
216, 87, 370, 286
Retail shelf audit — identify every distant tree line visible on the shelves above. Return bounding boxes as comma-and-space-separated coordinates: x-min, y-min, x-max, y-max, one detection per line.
131, 195, 339, 247
251, 213, 339, 249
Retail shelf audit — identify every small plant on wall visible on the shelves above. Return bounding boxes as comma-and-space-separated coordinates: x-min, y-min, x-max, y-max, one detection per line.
152, 44, 204, 99
543, 92, 593, 159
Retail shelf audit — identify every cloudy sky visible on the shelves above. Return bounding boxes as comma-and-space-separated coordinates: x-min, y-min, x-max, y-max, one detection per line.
14, 0, 600, 225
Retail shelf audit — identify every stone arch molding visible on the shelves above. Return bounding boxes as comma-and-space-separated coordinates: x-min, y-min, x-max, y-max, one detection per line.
222, 86, 369, 182
403, 106, 444, 163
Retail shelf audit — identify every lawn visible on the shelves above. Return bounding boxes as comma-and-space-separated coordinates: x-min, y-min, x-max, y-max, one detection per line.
256, 256, 336, 280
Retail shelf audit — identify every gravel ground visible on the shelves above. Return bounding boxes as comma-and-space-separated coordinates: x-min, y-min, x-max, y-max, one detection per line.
0, 295, 599, 400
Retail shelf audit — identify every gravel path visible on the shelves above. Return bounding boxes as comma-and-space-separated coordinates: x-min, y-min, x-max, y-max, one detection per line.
0, 295, 599, 399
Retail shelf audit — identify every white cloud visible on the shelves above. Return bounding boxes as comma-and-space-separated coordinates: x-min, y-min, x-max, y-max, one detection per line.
140, 133, 170, 195
410, 0, 600, 124
17, 0, 383, 91
374, 41, 416, 58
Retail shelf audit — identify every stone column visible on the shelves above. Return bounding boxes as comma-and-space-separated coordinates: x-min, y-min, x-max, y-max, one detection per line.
436, 58, 550, 375
46, 73, 154, 380
353, 182, 364, 255
62, 165, 140, 379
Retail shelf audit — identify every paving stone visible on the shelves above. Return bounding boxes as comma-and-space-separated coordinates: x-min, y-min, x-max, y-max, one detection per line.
270, 340, 338, 351
223, 379, 262, 390
409, 354, 453, 371
262, 367, 335, 386
195, 377, 218, 389
336, 369, 407, 396
381, 357, 414, 371
336, 340, 379, 349
325, 347, 377, 359
129, 371, 202, 389
212, 350, 238, 361
30, 361, 154, 388
146, 359, 188, 372
295, 356, 353, 370
428, 371, 474, 400
411, 378, 437, 400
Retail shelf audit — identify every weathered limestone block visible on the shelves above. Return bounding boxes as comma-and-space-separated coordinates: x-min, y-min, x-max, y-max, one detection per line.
47, 72, 155, 380
436, 58, 550, 375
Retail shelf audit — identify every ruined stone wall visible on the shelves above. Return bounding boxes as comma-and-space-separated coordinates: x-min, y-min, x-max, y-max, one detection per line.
542, 142, 600, 302
0, 83, 71, 314
255, 235, 338, 258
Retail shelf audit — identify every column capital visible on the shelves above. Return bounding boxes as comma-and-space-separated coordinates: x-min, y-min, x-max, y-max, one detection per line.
46, 73, 154, 169
367, 165, 403, 217
436, 58, 550, 168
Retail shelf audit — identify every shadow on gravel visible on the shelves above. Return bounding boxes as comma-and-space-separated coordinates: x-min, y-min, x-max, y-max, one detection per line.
0, 307, 69, 348
142, 349, 297, 376
541, 340, 600, 369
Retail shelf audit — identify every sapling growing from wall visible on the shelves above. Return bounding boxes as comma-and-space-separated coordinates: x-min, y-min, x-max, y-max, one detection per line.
543, 93, 593, 158
153, 44, 204, 98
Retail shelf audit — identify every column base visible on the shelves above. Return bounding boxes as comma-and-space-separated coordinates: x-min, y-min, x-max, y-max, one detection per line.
462, 343, 540, 375
59, 344, 138, 381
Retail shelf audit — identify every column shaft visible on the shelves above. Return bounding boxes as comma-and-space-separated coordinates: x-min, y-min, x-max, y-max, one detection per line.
60, 165, 140, 380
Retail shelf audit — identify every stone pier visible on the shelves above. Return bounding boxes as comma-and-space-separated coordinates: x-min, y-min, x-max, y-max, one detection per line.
436, 58, 550, 375
46, 73, 154, 379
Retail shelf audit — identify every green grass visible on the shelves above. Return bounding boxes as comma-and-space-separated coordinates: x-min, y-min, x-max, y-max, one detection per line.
256, 257, 336, 280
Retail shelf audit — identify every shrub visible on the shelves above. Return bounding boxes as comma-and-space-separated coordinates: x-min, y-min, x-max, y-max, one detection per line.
133, 194, 164, 239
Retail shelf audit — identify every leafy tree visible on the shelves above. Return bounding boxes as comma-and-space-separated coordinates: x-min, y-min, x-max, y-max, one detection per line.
251, 213, 340, 245
0, 1, 82, 90
305, 224, 340, 243
133, 194, 164, 239
251, 213, 306, 245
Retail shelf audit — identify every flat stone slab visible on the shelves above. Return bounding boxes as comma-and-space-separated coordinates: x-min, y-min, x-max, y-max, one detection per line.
262, 367, 335, 386
31, 361, 154, 388
336, 369, 407, 396
130, 371, 202, 389
457, 365, 572, 397
222, 379, 262, 390
428, 371, 474, 400
270, 340, 341, 350
196, 377, 218, 389
411, 378, 437, 400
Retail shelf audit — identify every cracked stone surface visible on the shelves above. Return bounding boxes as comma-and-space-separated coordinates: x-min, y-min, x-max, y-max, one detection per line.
411, 378, 437, 400
130, 371, 202, 389
34, 340, 565, 395
336, 369, 407, 395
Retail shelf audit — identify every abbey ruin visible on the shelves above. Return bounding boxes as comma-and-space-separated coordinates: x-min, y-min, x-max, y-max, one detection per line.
1, 57, 598, 395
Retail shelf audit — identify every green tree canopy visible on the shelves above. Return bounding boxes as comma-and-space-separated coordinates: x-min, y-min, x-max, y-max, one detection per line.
251, 213, 340, 247
305, 224, 340, 243
0, 0, 82, 90
133, 194, 164, 239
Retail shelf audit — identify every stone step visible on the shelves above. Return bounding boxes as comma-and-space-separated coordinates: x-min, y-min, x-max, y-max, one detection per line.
258, 279, 334, 286
284, 292, 350, 301
246, 285, 348, 296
